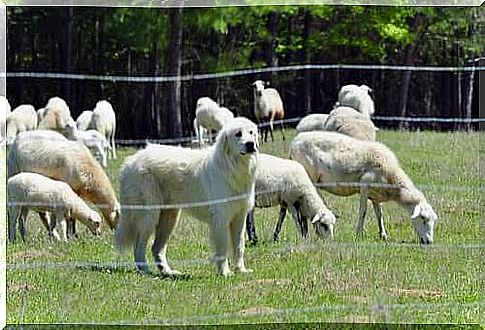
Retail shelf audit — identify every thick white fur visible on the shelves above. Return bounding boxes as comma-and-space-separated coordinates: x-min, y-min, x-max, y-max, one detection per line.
1, 96, 11, 142
76, 110, 93, 131
65, 120, 111, 167
289, 131, 437, 244
89, 100, 117, 159
6, 104, 38, 143
324, 106, 378, 141
252, 80, 285, 143
38, 96, 73, 132
114, 117, 259, 277
194, 97, 234, 147
296, 114, 329, 133
250, 153, 336, 241
8, 131, 120, 231
8, 172, 102, 242
337, 84, 375, 117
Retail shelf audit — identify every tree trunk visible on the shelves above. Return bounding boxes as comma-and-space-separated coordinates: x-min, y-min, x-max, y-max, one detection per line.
166, 7, 184, 139
303, 11, 312, 115
265, 11, 278, 82
62, 5, 73, 101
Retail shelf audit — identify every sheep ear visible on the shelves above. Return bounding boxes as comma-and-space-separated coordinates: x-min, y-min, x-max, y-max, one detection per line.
411, 204, 422, 219
265, 81, 270, 86
311, 214, 321, 224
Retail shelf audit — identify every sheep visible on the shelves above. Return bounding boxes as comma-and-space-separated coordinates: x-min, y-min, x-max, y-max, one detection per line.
296, 114, 329, 133
289, 131, 437, 244
245, 153, 336, 245
193, 97, 234, 147
36, 108, 46, 125
38, 96, 73, 132
1, 95, 11, 142
252, 80, 285, 143
89, 100, 116, 159
323, 106, 378, 141
8, 130, 120, 231
64, 120, 111, 167
6, 104, 38, 144
76, 110, 93, 131
337, 84, 375, 117
8, 172, 102, 242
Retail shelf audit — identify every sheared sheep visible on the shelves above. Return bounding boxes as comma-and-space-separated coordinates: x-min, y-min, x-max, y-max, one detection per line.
8, 131, 120, 231
296, 114, 329, 133
289, 131, 437, 244
6, 104, 38, 144
193, 97, 234, 147
324, 106, 378, 141
252, 80, 285, 143
8, 172, 102, 242
89, 100, 117, 159
337, 84, 375, 117
76, 110, 93, 131
245, 153, 336, 245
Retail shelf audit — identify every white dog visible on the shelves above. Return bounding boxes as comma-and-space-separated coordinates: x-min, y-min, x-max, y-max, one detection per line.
114, 117, 259, 277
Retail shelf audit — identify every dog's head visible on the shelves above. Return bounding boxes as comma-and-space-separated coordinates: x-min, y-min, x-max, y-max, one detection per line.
217, 117, 259, 157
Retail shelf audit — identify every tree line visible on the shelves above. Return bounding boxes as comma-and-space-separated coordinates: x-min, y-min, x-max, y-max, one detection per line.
6, 6, 482, 139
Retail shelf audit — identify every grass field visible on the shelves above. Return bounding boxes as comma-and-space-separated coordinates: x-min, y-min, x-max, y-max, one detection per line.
6, 129, 483, 325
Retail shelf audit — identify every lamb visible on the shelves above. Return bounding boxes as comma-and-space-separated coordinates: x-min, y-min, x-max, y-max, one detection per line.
76, 110, 93, 131
8, 172, 102, 242
193, 97, 234, 147
64, 120, 111, 167
323, 106, 378, 141
38, 96, 73, 132
289, 131, 437, 244
8, 130, 120, 231
296, 114, 329, 133
252, 80, 285, 143
245, 153, 336, 245
337, 84, 375, 117
1, 95, 11, 142
89, 100, 117, 159
6, 104, 38, 144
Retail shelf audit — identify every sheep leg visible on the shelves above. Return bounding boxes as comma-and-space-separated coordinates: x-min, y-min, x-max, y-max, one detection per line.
245, 209, 258, 245
55, 209, 68, 242
95, 144, 107, 167
289, 204, 307, 239
18, 208, 30, 242
111, 129, 117, 159
372, 201, 388, 240
8, 205, 20, 242
230, 212, 251, 273
269, 119, 275, 142
152, 209, 182, 277
356, 187, 369, 237
280, 120, 286, 141
210, 214, 232, 276
273, 206, 287, 242
44, 212, 62, 241
67, 217, 78, 239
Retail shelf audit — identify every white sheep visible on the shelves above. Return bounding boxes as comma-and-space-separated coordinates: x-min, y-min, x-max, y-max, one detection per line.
289, 131, 437, 244
252, 80, 285, 143
0, 95, 11, 142
245, 153, 336, 245
38, 96, 73, 132
296, 114, 329, 133
337, 84, 375, 117
193, 97, 234, 147
8, 130, 120, 231
323, 106, 378, 141
89, 100, 116, 159
6, 104, 38, 144
64, 120, 111, 167
8, 172, 102, 242
36, 108, 46, 125
76, 110, 93, 131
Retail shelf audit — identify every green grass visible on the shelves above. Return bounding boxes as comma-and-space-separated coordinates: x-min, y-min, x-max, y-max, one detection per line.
6, 129, 483, 325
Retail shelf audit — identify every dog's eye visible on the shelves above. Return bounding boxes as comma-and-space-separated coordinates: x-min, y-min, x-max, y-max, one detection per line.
235, 131, 242, 138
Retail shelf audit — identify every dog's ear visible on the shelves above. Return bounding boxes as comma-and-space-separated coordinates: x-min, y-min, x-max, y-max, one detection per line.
218, 128, 230, 155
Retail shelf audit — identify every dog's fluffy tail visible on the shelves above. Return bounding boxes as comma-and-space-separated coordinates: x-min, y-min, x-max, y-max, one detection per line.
113, 212, 136, 253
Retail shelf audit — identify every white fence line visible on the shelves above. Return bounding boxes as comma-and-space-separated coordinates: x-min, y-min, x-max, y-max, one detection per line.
4, 63, 484, 83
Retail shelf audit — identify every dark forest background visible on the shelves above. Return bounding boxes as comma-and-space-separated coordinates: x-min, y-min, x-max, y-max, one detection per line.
6, 6, 483, 140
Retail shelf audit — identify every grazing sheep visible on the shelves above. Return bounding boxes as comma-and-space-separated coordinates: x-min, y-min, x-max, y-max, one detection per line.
89, 100, 117, 159
8, 131, 120, 231
296, 114, 329, 133
76, 110, 93, 131
245, 153, 336, 245
1, 96, 11, 142
65, 120, 111, 167
114, 117, 259, 277
337, 84, 375, 117
36, 108, 46, 125
289, 131, 437, 244
8, 172, 102, 242
252, 80, 285, 143
6, 104, 38, 144
38, 96, 73, 132
193, 97, 234, 147
323, 106, 378, 141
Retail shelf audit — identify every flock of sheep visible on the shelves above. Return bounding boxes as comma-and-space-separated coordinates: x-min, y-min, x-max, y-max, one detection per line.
3, 79, 437, 276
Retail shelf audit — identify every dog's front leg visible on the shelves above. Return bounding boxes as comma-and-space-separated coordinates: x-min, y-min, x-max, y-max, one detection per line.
210, 213, 232, 276
230, 212, 252, 274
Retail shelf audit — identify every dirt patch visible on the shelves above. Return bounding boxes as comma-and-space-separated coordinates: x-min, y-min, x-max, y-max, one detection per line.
9, 283, 35, 292
10, 249, 60, 262
341, 315, 372, 323
387, 287, 443, 298
350, 296, 369, 304
233, 278, 291, 290
239, 306, 277, 316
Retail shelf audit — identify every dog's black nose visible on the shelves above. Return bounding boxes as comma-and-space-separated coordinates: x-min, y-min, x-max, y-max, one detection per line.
245, 141, 256, 153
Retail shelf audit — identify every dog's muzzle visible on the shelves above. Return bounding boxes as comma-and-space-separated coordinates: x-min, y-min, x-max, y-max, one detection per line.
245, 141, 256, 154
